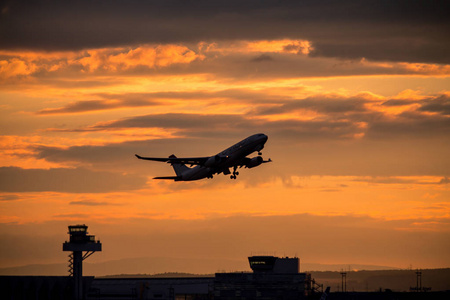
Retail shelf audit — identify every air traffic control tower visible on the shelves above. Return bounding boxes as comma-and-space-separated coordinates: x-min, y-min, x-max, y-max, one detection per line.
63, 224, 101, 300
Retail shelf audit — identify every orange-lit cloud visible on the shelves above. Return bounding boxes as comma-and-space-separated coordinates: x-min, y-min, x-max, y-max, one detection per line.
76, 45, 204, 72
203, 39, 314, 55
0, 44, 204, 85
1, 39, 449, 89
248, 39, 314, 55
0, 58, 37, 79
399, 62, 450, 75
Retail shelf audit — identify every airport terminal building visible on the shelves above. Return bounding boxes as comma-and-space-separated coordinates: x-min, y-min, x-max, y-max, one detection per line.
3, 256, 449, 299
90, 255, 311, 299
1, 256, 313, 300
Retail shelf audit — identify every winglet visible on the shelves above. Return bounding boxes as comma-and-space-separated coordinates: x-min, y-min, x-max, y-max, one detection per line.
135, 154, 142, 159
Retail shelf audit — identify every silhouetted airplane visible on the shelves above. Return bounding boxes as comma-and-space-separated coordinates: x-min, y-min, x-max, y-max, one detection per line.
135, 133, 271, 181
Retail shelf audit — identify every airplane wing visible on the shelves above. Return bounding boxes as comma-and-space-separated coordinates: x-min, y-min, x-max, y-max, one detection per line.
135, 154, 209, 165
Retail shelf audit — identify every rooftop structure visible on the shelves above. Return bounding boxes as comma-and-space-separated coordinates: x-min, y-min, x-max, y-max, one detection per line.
63, 224, 102, 252
214, 256, 310, 299
248, 255, 299, 274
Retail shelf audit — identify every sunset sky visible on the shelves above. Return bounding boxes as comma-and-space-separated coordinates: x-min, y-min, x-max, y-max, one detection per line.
1, 0, 449, 274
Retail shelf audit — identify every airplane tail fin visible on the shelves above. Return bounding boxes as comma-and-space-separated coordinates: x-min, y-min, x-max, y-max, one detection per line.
169, 154, 190, 176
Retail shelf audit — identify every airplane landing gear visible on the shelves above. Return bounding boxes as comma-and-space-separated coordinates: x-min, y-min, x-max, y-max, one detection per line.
230, 166, 239, 179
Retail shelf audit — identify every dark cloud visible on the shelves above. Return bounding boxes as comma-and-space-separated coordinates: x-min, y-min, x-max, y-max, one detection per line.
1, 0, 448, 63
366, 111, 450, 139
37, 99, 123, 115
0, 194, 21, 201
249, 94, 450, 141
52, 213, 93, 219
351, 177, 448, 185
266, 119, 365, 141
37, 98, 159, 115
33, 144, 130, 165
0, 167, 147, 193
418, 204, 449, 211
309, 34, 450, 64
36, 90, 279, 115
381, 99, 417, 107
283, 43, 307, 54
418, 95, 450, 115
251, 54, 274, 62
382, 95, 450, 115
254, 96, 370, 115
188, 51, 421, 84
61, 94, 376, 138
93, 113, 251, 131
439, 177, 450, 184
74, 111, 367, 141
320, 188, 341, 192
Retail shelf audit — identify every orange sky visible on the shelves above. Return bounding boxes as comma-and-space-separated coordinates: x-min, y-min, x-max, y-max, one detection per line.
0, 1, 449, 274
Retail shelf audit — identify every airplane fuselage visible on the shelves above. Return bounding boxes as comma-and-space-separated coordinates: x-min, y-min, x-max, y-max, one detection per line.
180, 133, 268, 181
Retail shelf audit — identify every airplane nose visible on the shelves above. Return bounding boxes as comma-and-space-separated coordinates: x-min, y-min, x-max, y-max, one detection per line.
254, 133, 268, 143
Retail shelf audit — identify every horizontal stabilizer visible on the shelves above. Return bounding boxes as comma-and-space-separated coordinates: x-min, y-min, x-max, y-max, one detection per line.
153, 176, 181, 180
135, 154, 169, 162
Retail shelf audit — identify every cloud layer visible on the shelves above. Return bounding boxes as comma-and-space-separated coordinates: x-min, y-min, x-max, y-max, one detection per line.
1, 1, 449, 63
0, 167, 146, 193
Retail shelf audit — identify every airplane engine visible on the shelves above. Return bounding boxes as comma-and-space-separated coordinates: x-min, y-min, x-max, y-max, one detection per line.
204, 155, 223, 167
246, 156, 263, 168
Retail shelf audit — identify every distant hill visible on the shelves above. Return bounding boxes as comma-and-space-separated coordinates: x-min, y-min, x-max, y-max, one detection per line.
0, 256, 397, 276
309, 269, 450, 292
0, 257, 246, 276
301, 263, 397, 272
101, 272, 214, 278
0, 263, 67, 276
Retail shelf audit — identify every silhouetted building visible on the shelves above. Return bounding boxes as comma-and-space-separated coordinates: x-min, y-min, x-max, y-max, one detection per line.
79, 256, 311, 299
0, 276, 94, 300
249, 256, 299, 274
214, 256, 311, 300
88, 277, 213, 300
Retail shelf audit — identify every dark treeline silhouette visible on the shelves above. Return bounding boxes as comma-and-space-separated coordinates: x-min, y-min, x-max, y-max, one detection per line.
309, 268, 450, 292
